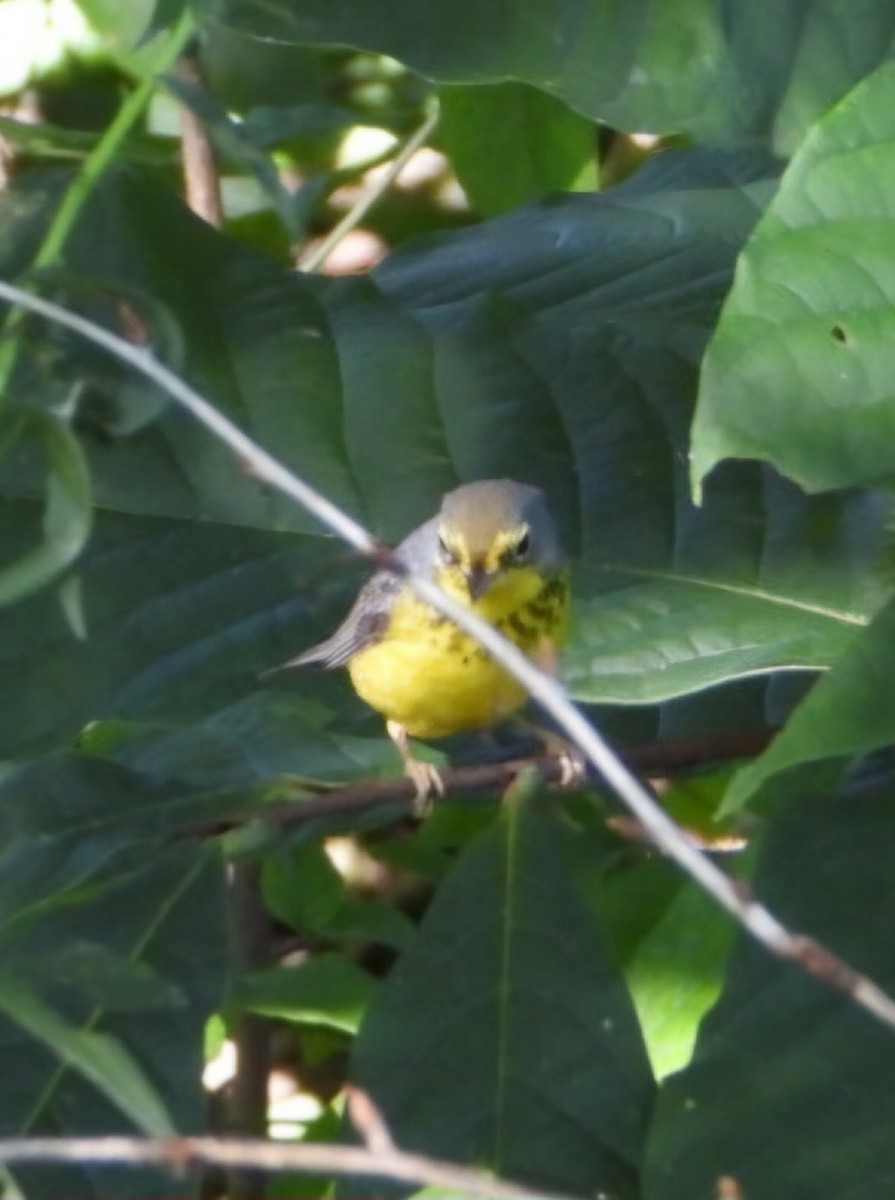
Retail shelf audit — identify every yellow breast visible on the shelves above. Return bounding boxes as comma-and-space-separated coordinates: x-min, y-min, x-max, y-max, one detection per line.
347, 566, 568, 739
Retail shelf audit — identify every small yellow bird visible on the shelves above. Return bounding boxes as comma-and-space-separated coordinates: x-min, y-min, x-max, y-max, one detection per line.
284, 479, 568, 806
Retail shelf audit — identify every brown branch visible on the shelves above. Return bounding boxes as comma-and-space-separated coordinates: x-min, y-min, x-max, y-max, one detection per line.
0, 1135, 576, 1200
175, 54, 224, 228
186, 754, 572, 840
185, 728, 776, 840
228, 864, 272, 1200
622, 727, 775, 774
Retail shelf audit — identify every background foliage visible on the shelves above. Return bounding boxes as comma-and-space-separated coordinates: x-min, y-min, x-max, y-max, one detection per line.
2, 0, 895, 1196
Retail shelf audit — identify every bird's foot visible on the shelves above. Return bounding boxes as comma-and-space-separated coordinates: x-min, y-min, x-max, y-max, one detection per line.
518, 720, 588, 789
387, 720, 445, 818
405, 757, 446, 818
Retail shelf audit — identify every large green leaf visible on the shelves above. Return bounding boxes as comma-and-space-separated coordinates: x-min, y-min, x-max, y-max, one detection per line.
693, 60, 895, 494
349, 792, 655, 1197
564, 574, 866, 704
5, 151, 892, 732
195, 0, 895, 150
643, 773, 895, 1199
0, 501, 355, 758
565, 770, 741, 1081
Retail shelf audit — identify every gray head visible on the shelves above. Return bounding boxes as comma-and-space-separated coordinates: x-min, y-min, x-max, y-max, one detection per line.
432, 479, 563, 597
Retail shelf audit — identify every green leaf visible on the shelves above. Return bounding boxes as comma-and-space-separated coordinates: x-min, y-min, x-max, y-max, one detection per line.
564, 574, 866, 704
623, 882, 735, 1080
722, 595, 895, 813
693, 60, 895, 494
0, 505, 352, 759
3, 151, 890, 752
0, 751, 226, 1197
21, 942, 183, 1011
3, 168, 357, 533
0, 412, 91, 608
350, 796, 655, 1197
0, 973, 174, 1136
264, 843, 415, 950
439, 82, 597, 217
230, 955, 377, 1035
195, 0, 895, 150
141, 0, 189, 42
567, 770, 741, 1081
643, 774, 895, 1198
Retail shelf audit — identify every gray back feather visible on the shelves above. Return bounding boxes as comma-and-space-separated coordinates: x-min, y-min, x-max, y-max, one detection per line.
286, 480, 560, 670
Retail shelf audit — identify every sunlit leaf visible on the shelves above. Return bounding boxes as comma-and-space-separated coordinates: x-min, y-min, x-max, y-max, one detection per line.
439, 82, 597, 217
693, 60, 895, 493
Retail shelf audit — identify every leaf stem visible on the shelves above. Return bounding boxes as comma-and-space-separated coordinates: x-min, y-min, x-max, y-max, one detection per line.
300, 101, 439, 272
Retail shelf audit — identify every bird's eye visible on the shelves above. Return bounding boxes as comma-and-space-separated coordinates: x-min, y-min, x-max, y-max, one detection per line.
514, 531, 531, 559
438, 531, 454, 561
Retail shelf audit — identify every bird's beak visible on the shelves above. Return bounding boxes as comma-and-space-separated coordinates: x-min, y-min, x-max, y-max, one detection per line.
465, 562, 495, 601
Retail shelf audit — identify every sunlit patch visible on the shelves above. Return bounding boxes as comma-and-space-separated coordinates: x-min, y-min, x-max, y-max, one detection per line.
0, 0, 96, 97
202, 1038, 237, 1091
269, 1071, 324, 1140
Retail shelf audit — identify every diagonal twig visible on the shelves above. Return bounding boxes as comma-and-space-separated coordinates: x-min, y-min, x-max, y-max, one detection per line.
1, 278, 894, 1033
0, 1134, 575, 1200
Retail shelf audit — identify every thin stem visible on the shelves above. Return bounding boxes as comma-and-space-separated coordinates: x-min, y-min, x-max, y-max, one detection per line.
300, 101, 440, 272
0, 1134, 572, 1200
228, 865, 271, 1200
175, 52, 224, 229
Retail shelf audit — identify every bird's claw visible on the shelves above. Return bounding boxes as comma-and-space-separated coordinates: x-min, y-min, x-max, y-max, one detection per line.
406, 759, 445, 819
387, 719, 444, 818
555, 747, 587, 789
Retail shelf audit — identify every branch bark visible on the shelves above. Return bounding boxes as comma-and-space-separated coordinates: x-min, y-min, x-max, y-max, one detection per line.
0, 1134, 576, 1200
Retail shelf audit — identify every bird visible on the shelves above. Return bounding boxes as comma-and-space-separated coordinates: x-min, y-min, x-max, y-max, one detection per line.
280, 479, 569, 812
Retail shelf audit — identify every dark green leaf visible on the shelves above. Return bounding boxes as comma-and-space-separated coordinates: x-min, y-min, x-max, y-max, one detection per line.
4, 168, 357, 532
0, 749, 226, 1197
141, 0, 188, 42
564, 575, 865, 704
643, 775, 895, 1199
264, 843, 415, 950
5, 151, 889, 729
350, 795, 655, 1197
0, 412, 91, 608
195, 0, 895, 149
0, 504, 352, 758
0, 974, 174, 1136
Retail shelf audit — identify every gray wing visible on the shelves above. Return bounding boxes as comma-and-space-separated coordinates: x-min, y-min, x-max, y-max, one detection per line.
279, 517, 440, 670
281, 570, 401, 669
